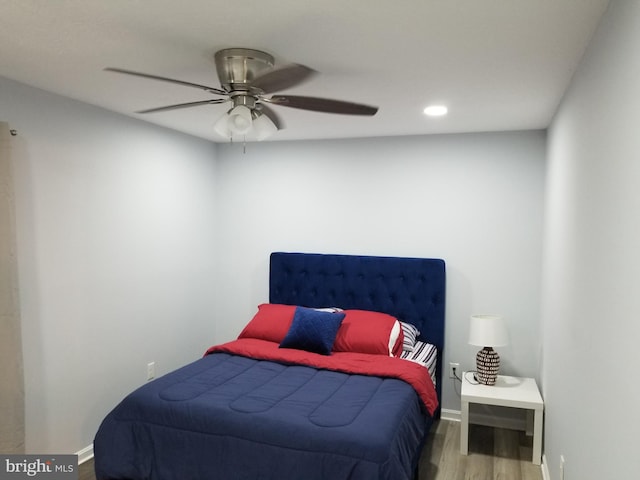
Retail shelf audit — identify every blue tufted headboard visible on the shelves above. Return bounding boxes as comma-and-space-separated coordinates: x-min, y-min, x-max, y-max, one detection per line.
269, 252, 446, 415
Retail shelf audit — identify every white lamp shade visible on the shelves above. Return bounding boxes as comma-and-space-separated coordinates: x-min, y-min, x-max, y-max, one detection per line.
468, 315, 508, 347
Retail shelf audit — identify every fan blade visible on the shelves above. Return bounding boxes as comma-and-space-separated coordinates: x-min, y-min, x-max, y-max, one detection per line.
258, 104, 284, 129
105, 67, 227, 96
136, 99, 228, 114
250, 64, 316, 94
268, 95, 378, 116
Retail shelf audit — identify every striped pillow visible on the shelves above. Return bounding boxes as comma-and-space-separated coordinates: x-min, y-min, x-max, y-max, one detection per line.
400, 340, 438, 386
400, 321, 420, 352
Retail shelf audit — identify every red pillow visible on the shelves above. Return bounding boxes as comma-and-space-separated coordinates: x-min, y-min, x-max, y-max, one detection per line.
238, 303, 296, 343
333, 309, 404, 356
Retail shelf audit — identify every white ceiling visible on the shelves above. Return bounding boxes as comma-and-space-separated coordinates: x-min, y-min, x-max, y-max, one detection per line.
0, 0, 609, 143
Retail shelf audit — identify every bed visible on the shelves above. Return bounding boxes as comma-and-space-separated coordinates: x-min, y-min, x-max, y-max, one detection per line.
94, 252, 446, 480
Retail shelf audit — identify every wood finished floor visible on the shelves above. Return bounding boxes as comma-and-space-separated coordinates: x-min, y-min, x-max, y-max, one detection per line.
420, 420, 542, 480
79, 420, 542, 480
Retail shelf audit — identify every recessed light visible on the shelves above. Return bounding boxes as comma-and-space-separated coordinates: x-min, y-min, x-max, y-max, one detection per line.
423, 105, 448, 117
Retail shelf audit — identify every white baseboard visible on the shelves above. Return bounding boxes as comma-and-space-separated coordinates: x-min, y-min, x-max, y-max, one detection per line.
541, 454, 551, 480
76, 444, 94, 464
440, 408, 461, 422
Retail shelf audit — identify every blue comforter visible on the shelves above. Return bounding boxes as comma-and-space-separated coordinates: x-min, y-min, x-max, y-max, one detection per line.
94, 353, 429, 480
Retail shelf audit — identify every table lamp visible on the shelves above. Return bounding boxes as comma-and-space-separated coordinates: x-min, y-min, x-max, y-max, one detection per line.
468, 314, 508, 385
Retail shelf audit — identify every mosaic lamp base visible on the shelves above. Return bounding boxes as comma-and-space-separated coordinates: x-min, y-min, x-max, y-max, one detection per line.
475, 346, 500, 385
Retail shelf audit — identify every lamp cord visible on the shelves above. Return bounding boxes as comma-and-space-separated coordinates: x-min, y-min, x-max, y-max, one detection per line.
450, 367, 480, 397
463, 371, 480, 385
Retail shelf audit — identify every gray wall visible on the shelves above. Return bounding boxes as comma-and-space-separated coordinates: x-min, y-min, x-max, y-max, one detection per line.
542, 1, 640, 478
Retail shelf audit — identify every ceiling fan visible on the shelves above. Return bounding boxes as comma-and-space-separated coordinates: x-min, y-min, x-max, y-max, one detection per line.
105, 48, 378, 141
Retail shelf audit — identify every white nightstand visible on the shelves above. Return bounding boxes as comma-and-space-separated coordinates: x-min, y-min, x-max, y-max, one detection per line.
460, 373, 544, 465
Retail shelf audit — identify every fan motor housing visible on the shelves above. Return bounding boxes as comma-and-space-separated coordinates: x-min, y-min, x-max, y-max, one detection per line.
214, 48, 274, 92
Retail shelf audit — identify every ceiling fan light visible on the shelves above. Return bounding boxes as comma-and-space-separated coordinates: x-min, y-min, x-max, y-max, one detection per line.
228, 105, 252, 135
252, 112, 278, 141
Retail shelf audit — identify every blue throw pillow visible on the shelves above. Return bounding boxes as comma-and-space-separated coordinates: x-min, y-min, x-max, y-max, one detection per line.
279, 307, 346, 355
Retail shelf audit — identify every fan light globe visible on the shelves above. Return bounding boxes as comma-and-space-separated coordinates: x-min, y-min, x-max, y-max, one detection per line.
228, 106, 252, 135
214, 106, 278, 141
213, 113, 231, 137
252, 112, 278, 141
